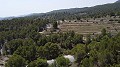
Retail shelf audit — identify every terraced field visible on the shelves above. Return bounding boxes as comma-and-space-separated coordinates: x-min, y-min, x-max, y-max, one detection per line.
59, 22, 120, 35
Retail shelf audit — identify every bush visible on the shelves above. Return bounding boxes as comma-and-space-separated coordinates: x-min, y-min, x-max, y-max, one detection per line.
118, 20, 120, 23
28, 58, 48, 67
5, 54, 27, 67
55, 56, 70, 67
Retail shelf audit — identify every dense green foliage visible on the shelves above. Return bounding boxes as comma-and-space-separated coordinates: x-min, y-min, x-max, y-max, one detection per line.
28, 58, 48, 67
55, 56, 70, 67
0, 17, 119, 67
53, 21, 58, 29
5, 54, 26, 67
0, 2, 120, 67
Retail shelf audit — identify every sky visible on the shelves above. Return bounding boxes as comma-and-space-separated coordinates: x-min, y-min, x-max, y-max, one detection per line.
0, 0, 118, 17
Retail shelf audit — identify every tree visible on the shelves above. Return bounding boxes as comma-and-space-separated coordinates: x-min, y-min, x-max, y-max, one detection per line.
37, 37, 47, 46
81, 57, 94, 67
85, 34, 91, 45
71, 44, 86, 64
28, 32, 41, 43
73, 34, 83, 44
88, 41, 100, 51
14, 45, 37, 62
112, 64, 120, 67
44, 42, 61, 59
118, 20, 120, 23
89, 50, 98, 62
55, 56, 70, 67
49, 34, 59, 43
76, 16, 81, 20
5, 39, 23, 54
66, 31, 75, 37
28, 58, 48, 67
98, 50, 114, 67
36, 46, 46, 59
62, 40, 73, 49
101, 28, 107, 36
53, 22, 58, 29
5, 54, 26, 67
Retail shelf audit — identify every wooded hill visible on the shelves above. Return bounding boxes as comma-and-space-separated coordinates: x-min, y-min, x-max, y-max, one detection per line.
26, 1, 120, 20
0, 1, 120, 67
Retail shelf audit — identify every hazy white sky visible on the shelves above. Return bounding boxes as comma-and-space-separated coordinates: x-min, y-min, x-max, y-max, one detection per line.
0, 0, 117, 17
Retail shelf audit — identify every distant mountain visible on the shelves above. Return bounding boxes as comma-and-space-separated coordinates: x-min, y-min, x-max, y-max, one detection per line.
1, 2, 120, 20
5, 17, 15, 20
116, 0, 120, 3
0, 17, 16, 20
26, 2, 120, 20
2, 2, 119, 20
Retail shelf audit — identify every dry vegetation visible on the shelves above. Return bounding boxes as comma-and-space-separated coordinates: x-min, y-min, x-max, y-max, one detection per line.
58, 17, 120, 35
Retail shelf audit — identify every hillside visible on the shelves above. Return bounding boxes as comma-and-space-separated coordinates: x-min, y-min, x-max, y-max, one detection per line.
26, 2, 120, 20
1, 1, 120, 20
116, 0, 120, 3
0, 1, 120, 67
